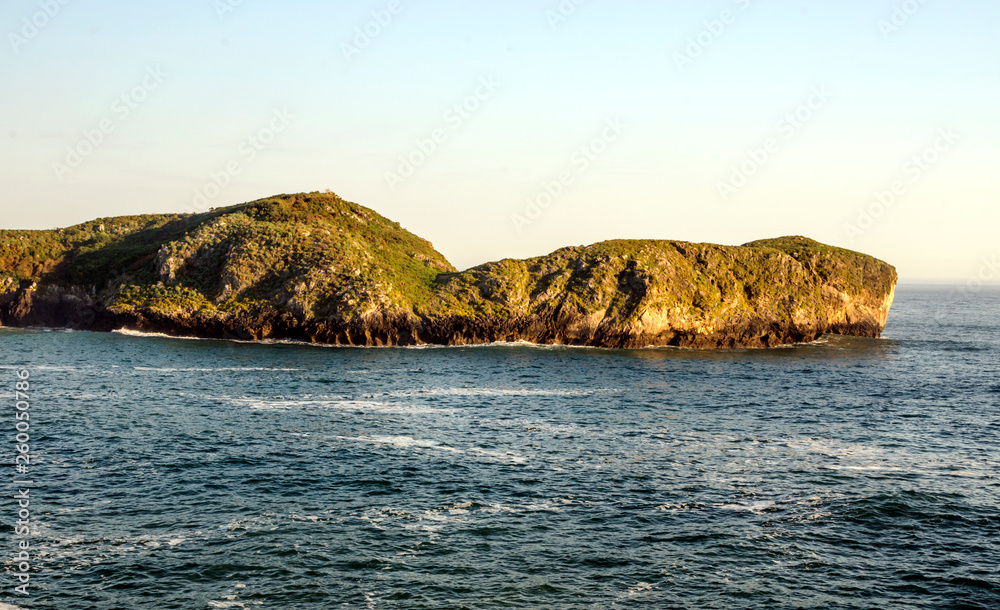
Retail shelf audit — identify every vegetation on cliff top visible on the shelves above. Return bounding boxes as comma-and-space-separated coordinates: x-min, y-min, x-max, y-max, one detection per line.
430, 238, 824, 326
0, 193, 454, 318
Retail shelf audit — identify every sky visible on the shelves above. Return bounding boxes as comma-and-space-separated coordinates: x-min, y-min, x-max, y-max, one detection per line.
2, 0, 998, 284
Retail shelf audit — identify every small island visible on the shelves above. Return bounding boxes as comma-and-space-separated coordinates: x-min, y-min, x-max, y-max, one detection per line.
0, 192, 896, 349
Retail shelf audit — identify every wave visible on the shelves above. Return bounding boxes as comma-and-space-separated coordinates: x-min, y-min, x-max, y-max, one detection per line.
397, 340, 610, 351
612, 581, 658, 604
356, 499, 569, 529
106, 330, 861, 354
385, 387, 608, 398
111, 330, 565, 351
335, 435, 531, 463
782, 438, 888, 460
220, 389, 603, 415
336, 435, 463, 453
206, 584, 261, 610
225, 397, 459, 416
467, 447, 531, 464
37, 529, 202, 568
133, 366, 301, 373
717, 501, 776, 513
112, 328, 212, 341
113, 328, 327, 348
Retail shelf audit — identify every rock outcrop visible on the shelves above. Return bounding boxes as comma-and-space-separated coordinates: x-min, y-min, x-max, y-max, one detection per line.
0, 193, 897, 348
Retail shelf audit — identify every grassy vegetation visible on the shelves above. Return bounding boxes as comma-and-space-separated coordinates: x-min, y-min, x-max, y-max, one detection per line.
0, 214, 201, 288
430, 237, 895, 328
112, 284, 217, 313
1, 193, 455, 319
746, 236, 898, 298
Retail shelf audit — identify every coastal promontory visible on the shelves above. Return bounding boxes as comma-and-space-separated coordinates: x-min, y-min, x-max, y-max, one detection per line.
0, 192, 897, 348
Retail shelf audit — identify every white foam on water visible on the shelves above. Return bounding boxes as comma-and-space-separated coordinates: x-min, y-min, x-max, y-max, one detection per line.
37, 529, 208, 567
479, 499, 570, 514
53, 499, 113, 515
655, 502, 707, 513
0, 603, 26, 610
781, 438, 899, 471
943, 470, 982, 478
467, 447, 531, 464
63, 392, 106, 401
522, 499, 572, 511
108, 331, 774, 353
447, 502, 474, 514
208, 599, 261, 608
114, 329, 328, 349
224, 396, 458, 416
113, 328, 208, 341
397, 340, 589, 351
474, 416, 594, 438
364, 403, 459, 415
225, 397, 349, 410
823, 465, 897, 472
387, 387, 606, 398
783, 438, 886, 459
356, 507, 422, 534
355, 499, 569, 539
781, 438, 996, 480
337, 435, 463, 453
612, 581, 658, 603
133, 366, 300, 373
718, 501, 775, 513
224, 514, 280, 536
343, 368, 425, 375
787, 496, 833, 522
334, 435, 532, 464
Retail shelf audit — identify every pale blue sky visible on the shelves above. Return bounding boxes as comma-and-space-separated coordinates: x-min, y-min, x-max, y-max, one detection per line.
2, 0, 998, 283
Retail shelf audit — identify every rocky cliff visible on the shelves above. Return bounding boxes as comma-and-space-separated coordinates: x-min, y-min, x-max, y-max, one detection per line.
0, 192, 897, 348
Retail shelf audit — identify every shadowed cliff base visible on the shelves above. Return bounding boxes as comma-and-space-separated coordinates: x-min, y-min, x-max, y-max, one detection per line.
0, 192, 897, 349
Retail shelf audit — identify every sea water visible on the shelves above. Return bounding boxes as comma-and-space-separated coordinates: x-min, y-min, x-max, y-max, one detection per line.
0, 286, 997, 608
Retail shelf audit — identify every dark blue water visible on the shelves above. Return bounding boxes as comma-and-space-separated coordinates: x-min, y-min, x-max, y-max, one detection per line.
1, 286, 998, 609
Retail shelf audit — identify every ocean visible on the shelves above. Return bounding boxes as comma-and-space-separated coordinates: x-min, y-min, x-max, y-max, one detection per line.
1, 285, 997, 609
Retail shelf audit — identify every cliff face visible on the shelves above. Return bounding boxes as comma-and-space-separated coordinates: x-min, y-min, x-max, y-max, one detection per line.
0, 193, 897, 348
420, 236, 896, 348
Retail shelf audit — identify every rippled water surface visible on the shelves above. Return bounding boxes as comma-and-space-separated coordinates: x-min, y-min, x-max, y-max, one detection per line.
1, 286, 998, 608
